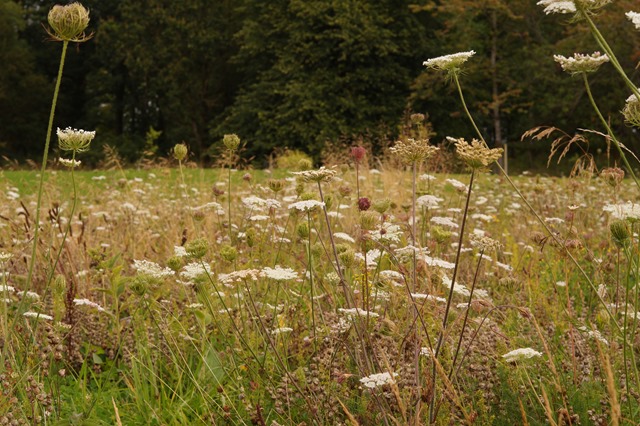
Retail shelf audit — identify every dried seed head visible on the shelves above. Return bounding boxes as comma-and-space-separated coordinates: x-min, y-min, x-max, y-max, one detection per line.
357, 197, 371, 211
291, 167, 337, 183
267, 179, 285, 193
351, 146, 366, 163
600, 167, 624, 187
451, 137, 503, 170
47, 2, 91, 42
389, 138, 438, 164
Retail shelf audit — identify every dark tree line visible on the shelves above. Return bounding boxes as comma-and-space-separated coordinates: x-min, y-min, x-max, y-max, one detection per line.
1, 0, 639, 168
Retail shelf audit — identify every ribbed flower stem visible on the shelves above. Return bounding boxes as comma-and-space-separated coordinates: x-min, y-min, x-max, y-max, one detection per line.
452, 73, 621, 333
429, 168, 475, 423
582, 73, 640, 190
26, 40, 69, 291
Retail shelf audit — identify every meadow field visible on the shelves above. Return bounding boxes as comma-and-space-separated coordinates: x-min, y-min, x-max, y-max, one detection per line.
1, 156, 639, 425
3, 1, 640, 424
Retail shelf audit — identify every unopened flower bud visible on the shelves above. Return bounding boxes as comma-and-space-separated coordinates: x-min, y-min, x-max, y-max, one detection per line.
610, 220, 631, 248
223, 134, 241, 151
360, 211, 378, 231
186, 238, 209, 259
219, 245, 238, 262
173, 143, 188, 161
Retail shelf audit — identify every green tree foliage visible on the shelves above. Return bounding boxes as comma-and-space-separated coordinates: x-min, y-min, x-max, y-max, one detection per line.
0, 0, 49, 158
219, 0, 430, 161
411, 0, 640, 168
1, 0, 638, 168
89, 0, 243, 160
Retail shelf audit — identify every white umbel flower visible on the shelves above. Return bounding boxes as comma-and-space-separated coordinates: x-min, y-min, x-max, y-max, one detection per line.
59, 157, 81, 168
132, 259, 175, 278
423, 51, 475, 73
627, 11, 640, 30
502, 348, 543, 362
288, 200, 325, 212
57, 127, 95, 152
360, 372, 398, 389
537, 0, 576, 14
260, 266, 298, 281
23, 311, 54, 321
553, 52, 609, 75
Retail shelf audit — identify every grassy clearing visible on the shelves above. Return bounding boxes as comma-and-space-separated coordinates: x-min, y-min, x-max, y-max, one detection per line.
0, 164, 638, 425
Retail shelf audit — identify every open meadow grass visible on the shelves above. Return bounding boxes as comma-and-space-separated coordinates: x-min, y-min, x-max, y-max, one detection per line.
1, 162, 639, 425
3, 2, 640, 424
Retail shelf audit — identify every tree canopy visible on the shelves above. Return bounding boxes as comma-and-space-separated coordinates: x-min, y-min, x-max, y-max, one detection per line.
1, 0, 639, 168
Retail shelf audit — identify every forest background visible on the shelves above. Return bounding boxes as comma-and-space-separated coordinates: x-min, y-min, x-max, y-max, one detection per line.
1, 0, 639, 171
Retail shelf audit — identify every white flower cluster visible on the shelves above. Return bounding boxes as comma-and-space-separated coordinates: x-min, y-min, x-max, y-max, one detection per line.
431, 216, 459, 229
59, 157, 81, 168
423, 51, 475, 72
553, 52, 609, 75
132, 259, 175, 279
218, 268, 260, 284
578, 326, 609, 345
416, 194, 443, 208
73, 298, 107, 313
288, 200, 325, 212
338, 307, 380, 319
23, 311, 54, 321
502, 347, 543, 362
261, 266, 298, 281
537, 0, 576, 14
180, 262, 212, 281
627, 11, 640, 29
359, 372, 398, 389
57, 127, 95, 152
537, 0, 611, 15
603, 202, 640, 222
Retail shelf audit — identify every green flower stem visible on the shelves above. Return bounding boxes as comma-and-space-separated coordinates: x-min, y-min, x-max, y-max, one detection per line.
448, 247, 484, 379
582, 73, 640, 190
307, 211, 317, 348
583, 14, 640, 100
452, 72, 621, 333
429, 168, 475, 424
26, 40, 69, 290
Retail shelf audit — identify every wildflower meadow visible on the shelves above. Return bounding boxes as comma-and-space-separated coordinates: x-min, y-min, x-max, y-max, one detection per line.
2, 1, 640, 425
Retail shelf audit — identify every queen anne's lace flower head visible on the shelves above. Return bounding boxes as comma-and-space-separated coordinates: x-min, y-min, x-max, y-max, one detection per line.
627, 11, 640, 30
537, 0, 612, 16
423, 51, 475, 75
47, 2, 92, 42
451, 137, 503, 170
553, 52, 609, 75
502, 348, 543, 362
57, 127, 95, 153
622, 92, 640, 128
291, 167, 336, 183
390, 138, 439, 164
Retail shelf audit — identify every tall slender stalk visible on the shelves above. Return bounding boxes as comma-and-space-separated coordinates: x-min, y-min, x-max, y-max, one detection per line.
452, 73, 620, 332
429, 169, 475, 423
26, 40, 69, 291
582, 73, 640, 190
